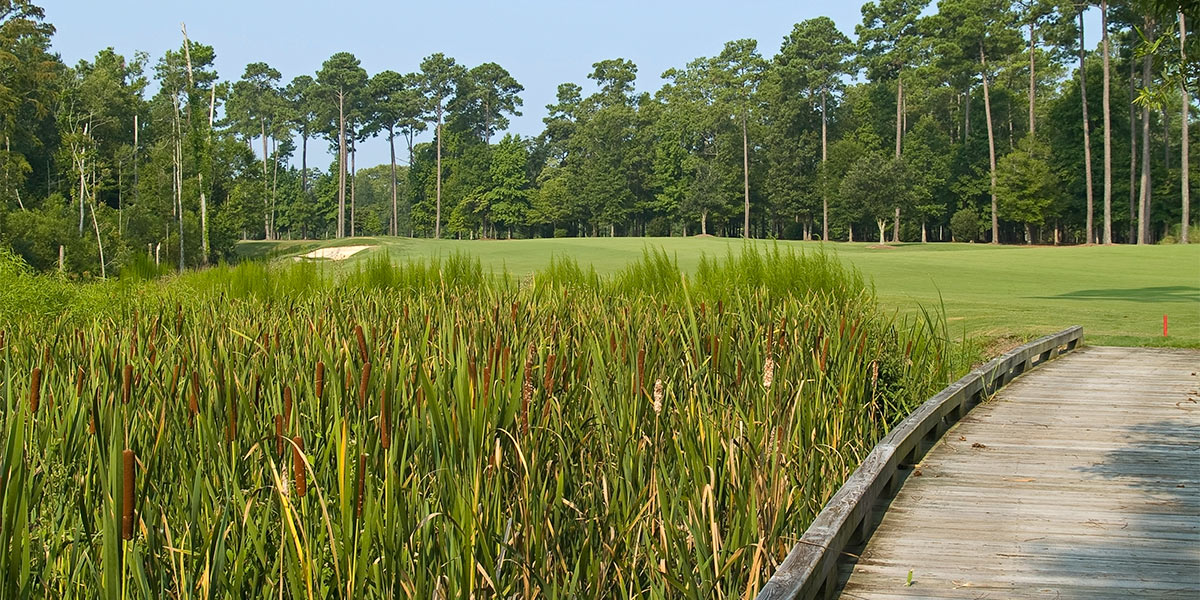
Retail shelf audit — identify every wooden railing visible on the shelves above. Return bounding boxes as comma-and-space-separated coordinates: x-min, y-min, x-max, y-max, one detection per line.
756, 326, 1084, 600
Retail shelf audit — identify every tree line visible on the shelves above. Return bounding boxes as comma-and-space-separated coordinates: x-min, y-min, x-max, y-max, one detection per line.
0, 0, 1194, 275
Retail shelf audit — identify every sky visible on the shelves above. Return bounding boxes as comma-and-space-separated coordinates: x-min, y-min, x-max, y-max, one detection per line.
46, 0, 1100, 169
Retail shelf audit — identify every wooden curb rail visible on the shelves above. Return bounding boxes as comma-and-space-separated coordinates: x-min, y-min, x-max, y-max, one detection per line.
756, 325, 1084, 600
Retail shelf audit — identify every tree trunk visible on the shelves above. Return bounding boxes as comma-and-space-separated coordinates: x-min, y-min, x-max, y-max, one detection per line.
261, 120, 270, 240
1079, 10, 1095, 244
337, 90, 346, 238
1024, 222, 1032, 245
702, 210, 708, 235
848, 223, 854, 242
921, 220, 927, 243
1182, 12, 1191, 244
200, 86, 214, 262
742, 111, 750, 239
821, 89, 828, 241
1028, 21, 1036, 138
981, 47, 999, 244
895, 76, 903, 158
389, 125, 398, 236
435, 105, 443, 239
1129, 63, 1138, 243
301, 129, 308, 197
1137, 18, 1154, 245
893, 206, 900, 242
965, 85, 972, 139
271, 136, 279, 240
1101, 0, 1113, 244
877, 220, 886, 244
351, 142, 357, 237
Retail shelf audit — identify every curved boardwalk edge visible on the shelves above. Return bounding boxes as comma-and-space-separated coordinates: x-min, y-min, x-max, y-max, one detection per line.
756, 326, 1084, 600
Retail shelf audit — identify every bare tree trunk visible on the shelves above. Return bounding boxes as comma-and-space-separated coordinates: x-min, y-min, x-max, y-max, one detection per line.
895, 77, 903, 158
1080, 10, 1095, 244
350, 141, 357, 236
1102, 0, 1113, 243
821, 89, 828, 241
133, 114, 138, 210
435, 105, 443, 239
701, 210, 708, 235
1138, 17, 1155, 245
742, 111, 750, 239
1129, 63, 1138, 243
1182, 12, 1191, 244
337, 90, 346, 238
981, 48, 1000, 244
89, 195, 105, 278
271, 136, 279, 239
894, 78, 903, 240
848, 223, 854, 242
389, 125, 398, 236
1029, 20, 1036, 137
877, 220, 886, 244
200, 86, 214, 262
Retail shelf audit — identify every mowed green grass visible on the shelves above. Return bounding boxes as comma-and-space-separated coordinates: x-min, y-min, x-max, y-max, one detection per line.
236, 236, 1200, 347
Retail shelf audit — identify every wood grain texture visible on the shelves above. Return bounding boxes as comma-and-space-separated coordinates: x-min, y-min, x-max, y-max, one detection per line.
839, 346, 1200, 599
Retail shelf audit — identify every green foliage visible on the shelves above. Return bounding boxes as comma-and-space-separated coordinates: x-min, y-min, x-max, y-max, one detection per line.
950, 205, 984, 242
995, 137, 1059, 240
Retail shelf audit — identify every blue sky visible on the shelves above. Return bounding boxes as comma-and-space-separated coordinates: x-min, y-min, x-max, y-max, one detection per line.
47, 0, 1099, 169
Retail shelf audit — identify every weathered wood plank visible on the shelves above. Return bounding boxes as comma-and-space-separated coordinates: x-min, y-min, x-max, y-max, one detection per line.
838, 346, 1200, 599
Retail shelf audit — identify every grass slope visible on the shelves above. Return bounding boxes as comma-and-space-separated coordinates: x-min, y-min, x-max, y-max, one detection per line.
237, 236, 1200, 347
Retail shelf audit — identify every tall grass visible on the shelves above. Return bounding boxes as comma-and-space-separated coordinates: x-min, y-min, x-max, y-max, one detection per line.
0, 245, 954, 599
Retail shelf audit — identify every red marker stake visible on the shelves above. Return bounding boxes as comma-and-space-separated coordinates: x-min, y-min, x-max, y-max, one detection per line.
1163, 314, 1168, 337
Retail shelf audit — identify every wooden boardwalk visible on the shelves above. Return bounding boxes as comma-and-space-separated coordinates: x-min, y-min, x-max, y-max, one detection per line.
837, 346, 1200, 599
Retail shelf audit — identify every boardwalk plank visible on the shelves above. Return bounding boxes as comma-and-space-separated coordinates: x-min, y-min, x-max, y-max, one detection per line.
839, 346, 1200, 599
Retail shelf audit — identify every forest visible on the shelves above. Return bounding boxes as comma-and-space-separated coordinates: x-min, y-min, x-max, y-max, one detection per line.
0, 0, 1195, 274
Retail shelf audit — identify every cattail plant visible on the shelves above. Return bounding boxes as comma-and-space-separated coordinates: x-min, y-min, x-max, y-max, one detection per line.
283, 385, 293, 430
122, 449, 135, 540
315, 361, 325, 400
521, 345, 534, 436
292, 436, 306, 498
29, 367, 41, 413
652, 379, 664, 415
188, 371, 200, 421
75, 366, 85, 398
355, 325, 368, 363
275, 414, 284, 456
122, 364, 133, 404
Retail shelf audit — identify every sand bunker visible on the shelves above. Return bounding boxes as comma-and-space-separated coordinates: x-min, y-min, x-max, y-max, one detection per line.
299, 245, 372, 260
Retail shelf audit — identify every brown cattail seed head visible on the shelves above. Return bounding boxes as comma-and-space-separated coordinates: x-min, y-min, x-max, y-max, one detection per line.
762, 357, 775, 390
75, 366, 85, 398
543, 354, 557, 396
315, 362, 325, 400
122, 364, 133, 404
29, 367, 41, 414
283, 385, 293, 430
355, 325, 368, 363
275, 415, 284, 456
122, 449, 135, 540
292, 436, 306, 498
